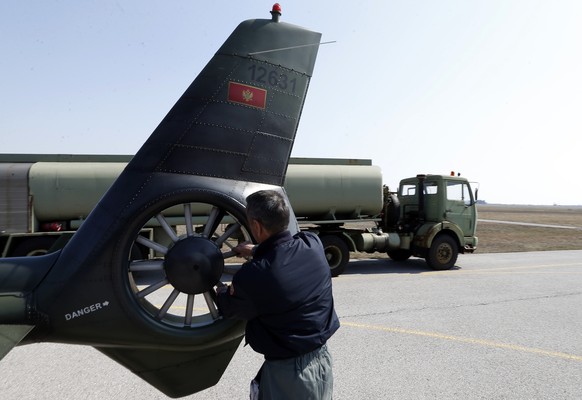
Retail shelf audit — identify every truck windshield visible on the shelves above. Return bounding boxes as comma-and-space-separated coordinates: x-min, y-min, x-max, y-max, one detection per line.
447, 181, 472, 206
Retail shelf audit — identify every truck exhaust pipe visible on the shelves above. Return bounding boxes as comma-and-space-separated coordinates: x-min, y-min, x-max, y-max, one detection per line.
417, 174, 426, 222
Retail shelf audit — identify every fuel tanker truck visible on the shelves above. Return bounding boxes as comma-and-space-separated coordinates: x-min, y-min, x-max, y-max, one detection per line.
0, 154, 478, 276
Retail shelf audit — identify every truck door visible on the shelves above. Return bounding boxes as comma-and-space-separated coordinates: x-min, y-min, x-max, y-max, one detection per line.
444, 180, 476, 236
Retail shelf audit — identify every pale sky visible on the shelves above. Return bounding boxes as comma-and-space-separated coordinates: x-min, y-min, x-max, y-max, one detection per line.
1, 1, 581, 205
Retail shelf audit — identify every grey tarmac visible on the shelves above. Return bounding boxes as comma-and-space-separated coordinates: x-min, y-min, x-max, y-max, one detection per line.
1, 250, 581, 399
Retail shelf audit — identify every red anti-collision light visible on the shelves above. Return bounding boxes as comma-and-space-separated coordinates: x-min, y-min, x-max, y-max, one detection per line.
272, 3, 282, 13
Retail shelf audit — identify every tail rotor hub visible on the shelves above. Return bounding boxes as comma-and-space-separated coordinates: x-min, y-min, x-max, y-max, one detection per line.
164, 236, 224, 295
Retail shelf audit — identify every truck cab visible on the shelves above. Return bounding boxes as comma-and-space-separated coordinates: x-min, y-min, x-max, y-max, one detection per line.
394, 174, 478, 269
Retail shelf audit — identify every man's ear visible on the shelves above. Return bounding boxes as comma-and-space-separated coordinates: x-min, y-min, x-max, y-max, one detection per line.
250, 218, 268, 243
248, 218, 260, 240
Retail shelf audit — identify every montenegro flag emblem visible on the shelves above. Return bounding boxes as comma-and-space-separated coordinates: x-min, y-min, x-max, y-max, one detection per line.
227, 82, 267, 109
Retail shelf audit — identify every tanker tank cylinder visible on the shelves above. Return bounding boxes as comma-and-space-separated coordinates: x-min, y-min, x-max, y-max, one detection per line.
284, 164, 383, 219
354, 232, 401, 253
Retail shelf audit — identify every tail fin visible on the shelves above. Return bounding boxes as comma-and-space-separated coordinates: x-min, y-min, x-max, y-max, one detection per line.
130, 17, 322, 185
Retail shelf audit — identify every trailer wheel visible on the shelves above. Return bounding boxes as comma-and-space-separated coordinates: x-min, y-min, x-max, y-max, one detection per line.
11, 236, 57, 257
320, 235, 349, 277
387, 249, 411, 262
426, 234, 458, 270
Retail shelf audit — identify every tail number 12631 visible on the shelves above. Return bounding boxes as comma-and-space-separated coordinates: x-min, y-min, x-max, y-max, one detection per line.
248, 65, 297, 93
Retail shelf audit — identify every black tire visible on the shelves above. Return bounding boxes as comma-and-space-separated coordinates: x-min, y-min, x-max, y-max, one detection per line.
320, 235, 349, 277
11, 236, 57, 257
387, 249, 412, 262
426, 234, 458, 270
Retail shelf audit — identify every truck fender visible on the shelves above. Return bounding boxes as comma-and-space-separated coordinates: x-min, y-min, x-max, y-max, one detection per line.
423, 221, 463, 252
415, 221, 463, 252
340, 231, 358, 253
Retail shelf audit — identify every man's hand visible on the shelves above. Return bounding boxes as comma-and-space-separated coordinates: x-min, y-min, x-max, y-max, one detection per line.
216, 283, 234, 296
234, 241, 256, 258
216, 283, 228, 295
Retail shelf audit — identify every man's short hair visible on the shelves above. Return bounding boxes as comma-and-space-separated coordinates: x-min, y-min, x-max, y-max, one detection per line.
246, 190, 290, 234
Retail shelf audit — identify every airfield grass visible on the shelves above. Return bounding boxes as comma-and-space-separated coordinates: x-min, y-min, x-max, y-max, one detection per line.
475, 204, 582, 253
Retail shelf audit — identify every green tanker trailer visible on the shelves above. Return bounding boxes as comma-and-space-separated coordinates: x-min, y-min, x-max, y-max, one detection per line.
0, 154, 478, 276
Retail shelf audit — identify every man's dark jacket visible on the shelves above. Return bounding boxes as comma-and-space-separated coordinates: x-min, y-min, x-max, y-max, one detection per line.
216, 230, 340, 360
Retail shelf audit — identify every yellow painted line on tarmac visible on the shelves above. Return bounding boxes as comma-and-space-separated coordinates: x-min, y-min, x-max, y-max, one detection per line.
342, 321, 582, 362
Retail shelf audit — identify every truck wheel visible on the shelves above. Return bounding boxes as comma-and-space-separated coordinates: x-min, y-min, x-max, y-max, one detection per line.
320, 235, 349, 277
11, 237, 56, 257
426, 234, 458, 270
387, 249, 411, 262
